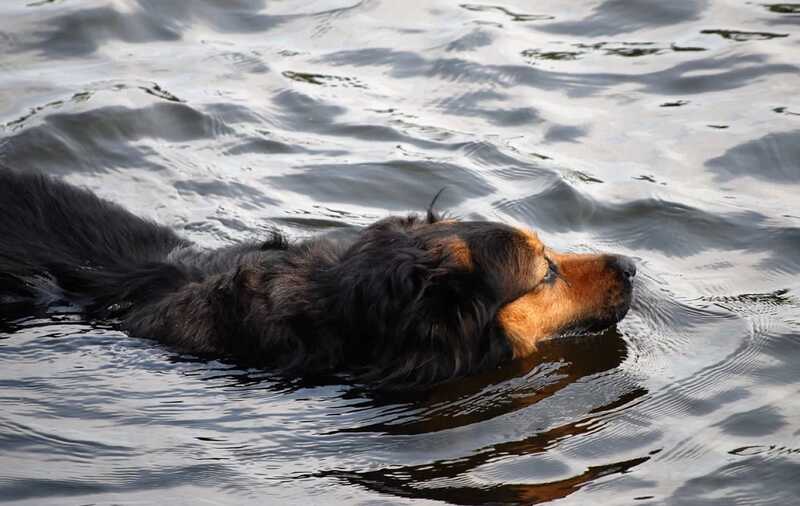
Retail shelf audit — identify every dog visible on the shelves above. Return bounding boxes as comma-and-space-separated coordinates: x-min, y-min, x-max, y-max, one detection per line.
0, 168, 636, 387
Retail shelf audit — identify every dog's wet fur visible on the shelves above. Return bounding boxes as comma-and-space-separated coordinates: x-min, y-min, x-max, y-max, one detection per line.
0, 168, 636, 388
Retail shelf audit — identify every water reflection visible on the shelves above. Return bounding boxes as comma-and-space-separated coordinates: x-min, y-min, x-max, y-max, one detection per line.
319, 328, 646, 503
352, 328, 635, 434
323, 454, 649, 505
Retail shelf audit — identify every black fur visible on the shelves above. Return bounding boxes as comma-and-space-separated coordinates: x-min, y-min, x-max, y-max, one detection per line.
0, 168, 524, 387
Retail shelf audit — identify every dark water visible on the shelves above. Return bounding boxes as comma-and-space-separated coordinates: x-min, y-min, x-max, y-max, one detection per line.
1, 1, 799, 504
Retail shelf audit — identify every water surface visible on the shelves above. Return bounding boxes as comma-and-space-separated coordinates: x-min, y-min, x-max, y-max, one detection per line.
1, 1, 799, 504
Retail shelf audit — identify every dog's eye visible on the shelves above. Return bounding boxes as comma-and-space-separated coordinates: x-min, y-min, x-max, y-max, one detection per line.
542, 258, 558, 284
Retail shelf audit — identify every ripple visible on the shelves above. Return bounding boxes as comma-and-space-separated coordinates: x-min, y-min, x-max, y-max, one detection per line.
498, 178, 800, 268
521, 49, 582, 63
282, 70, 367, 88
434, 90, 542, 126
669, 456, 800, 505
215, 50, 270, 75
445, 29, 494, 52
705, 131, 800, 183
713, 405, 787, 437
173, 179, 278, 209
459, 3, 554, 22
322, 48, 798, 97
19, 5, 182, 57
266, 159, 494, 210
700, 29, 790, 41
270, 89, 462, 149
0, 419, 132, 458
539, 0, 710, 36
773, 106, 800, 116
764, 3, 800, 14
2, 102, 236, 174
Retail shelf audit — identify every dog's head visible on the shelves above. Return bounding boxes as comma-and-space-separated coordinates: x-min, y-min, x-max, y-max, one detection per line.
321, 212, 635, 386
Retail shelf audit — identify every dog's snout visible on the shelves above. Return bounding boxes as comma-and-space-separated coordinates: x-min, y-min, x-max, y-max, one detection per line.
609, 255, 637, 280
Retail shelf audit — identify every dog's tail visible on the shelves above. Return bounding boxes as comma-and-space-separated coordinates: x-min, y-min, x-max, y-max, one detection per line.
0, 167, 190, 309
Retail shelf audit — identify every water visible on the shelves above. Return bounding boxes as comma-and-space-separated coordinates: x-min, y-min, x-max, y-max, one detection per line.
1, 1, 799, 504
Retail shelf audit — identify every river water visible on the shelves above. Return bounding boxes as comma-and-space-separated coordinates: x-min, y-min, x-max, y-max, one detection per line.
1, 1, 799, 504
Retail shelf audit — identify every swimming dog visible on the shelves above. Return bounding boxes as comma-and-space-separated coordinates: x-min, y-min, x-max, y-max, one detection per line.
0, 168, 635, 387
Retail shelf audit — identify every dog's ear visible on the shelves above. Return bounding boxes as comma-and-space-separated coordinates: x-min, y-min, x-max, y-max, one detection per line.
331, 227, 448, 323
324, 225, 495, 384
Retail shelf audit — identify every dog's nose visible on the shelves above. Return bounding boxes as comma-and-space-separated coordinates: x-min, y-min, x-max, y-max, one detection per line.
609, 255, 637, 279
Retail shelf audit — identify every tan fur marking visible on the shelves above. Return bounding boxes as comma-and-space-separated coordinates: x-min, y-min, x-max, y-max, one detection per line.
498, 251, 623, 358
440, 236, 472, 269
520, 229, 545, 257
